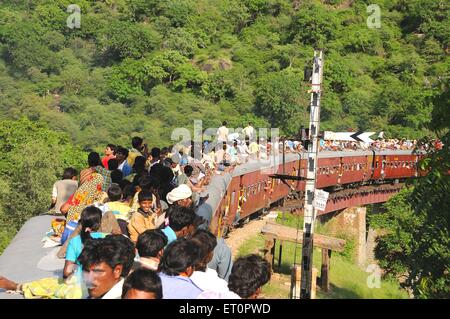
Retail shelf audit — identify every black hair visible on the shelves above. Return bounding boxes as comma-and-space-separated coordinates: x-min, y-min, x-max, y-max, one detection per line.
158, 238, 201, 276
88, 152, 103, 167
108, 158, 119, 171
132, 137, 143, 149
222, 121, 227, 126
151, 147, 161, 159
161, 147, 169, 155
184, 165, 194, 177
78, 234, 135, 277
122, 183, 136, 199
136, 229, 168, 258
165, 205, 195, 232
107, 183, 122, 202
111, 169, 123, 184
106, 144, 116, 152
228, 254, 271, 298
62, 167, 78, 180
133, 156, 146, 174
122, 268, 162, 299
138, 189, 153, 202
79, 206, 102, 244
190, 229, 217, 271
137, 175, 152, 191
116, 146, 129, 158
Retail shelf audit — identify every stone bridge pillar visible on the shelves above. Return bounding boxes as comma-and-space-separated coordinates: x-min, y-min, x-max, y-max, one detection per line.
325, 206, 367, 268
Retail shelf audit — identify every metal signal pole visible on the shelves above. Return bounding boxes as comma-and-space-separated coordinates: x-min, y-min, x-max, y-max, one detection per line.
300, 50, 324, 299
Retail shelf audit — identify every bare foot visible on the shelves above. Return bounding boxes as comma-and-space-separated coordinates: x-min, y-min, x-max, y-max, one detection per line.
0, 276, 19, 291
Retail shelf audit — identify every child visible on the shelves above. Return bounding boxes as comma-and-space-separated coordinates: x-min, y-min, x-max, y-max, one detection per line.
63, 206, 107, 279
127, 190, 157, 243
103, 184, 132, 222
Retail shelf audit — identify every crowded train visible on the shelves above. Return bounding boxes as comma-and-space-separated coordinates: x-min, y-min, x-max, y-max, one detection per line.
0, 121, 434, 299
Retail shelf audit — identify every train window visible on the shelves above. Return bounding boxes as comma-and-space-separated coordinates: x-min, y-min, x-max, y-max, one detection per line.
231, 191, 236, 204
375, 161, 379, 168
257, 183, 261, 193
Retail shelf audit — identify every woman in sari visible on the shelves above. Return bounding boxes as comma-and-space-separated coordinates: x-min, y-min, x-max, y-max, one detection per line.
61, 172, 105, 223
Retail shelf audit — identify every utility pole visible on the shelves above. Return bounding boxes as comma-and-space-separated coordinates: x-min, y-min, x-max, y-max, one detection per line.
300, 50, 324, 299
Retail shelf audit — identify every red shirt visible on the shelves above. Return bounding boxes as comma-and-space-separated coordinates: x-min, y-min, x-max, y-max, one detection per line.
102, 154, 115, 169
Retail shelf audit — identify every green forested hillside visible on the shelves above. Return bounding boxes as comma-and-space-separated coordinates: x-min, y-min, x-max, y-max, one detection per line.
0, 0, 448, 253
0, 0, 448, 150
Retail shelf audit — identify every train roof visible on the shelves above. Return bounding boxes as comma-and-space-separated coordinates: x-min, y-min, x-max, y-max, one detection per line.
0, 149, 420, 299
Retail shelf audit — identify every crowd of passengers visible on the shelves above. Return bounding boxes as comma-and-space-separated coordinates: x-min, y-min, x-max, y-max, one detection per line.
1, 123, 436, 299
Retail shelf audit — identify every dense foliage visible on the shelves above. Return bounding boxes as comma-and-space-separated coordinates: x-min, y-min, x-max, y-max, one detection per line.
0, 0, 448, 151
369, 87, 449, 298
0, 118, 86, 252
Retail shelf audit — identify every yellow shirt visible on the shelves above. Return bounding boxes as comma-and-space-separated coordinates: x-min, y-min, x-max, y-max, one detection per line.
128, 210, 157, 243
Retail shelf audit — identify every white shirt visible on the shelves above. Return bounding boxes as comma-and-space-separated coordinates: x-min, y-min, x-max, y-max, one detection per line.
217, 126, 229, 142
190, 268, 230, 294
101, 278, 124, 299
243, 125, 254, 139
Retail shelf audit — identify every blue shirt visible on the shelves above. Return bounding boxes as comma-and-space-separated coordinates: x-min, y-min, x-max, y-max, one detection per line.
159, 273, 203, 299
119, 161, 132, 178
162, 226, 177, 245
66, 232, 107, 264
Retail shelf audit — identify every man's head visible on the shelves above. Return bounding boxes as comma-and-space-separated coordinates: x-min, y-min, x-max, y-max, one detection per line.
190, 229, 217, 271
107, 183, 122, 202
184, 165, 194, 177
222, 121, 227, 126
166, 184, 192, 207
160, 147, 169, 160
158, 238, 201, 277
228, 254, 271, 299
108, 158, 119, 171
122, 268, 162, 299
131, 137, 143, 151
151, 147, 161, 161
115, 147, 129, 163
78, 235, 135, 299
165, 205, 196, 238
62, 167, 78, 180
138, 190, 153, 213
136, 229, 168, 259
105, 144, 116, 156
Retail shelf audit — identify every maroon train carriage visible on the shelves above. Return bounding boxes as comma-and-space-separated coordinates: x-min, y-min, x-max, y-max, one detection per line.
205, 150, 422, 237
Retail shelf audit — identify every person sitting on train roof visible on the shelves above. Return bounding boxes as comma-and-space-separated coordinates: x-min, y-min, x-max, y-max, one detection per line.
128, 190, 158, 243
128, 136, 148, 168
102, 144, 116, 169
157, 238, 203, 299
100, 183, 132, 222
134, 229, 168, 272
78, 234, 135, 299
0, 234, 134, 299
217, 121, 229, 143
79, 152, 103, 185
227, 254, 271, 299
50, 167, 78, 215
122, 268, 162, 299
149, 147, 161, 170
189, 230, 231, 295
63, 206, 108, 279
165, 185, 234, 281
160, 205, 196, 245
115, 146, 132, 178
166, 184, 193, 208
